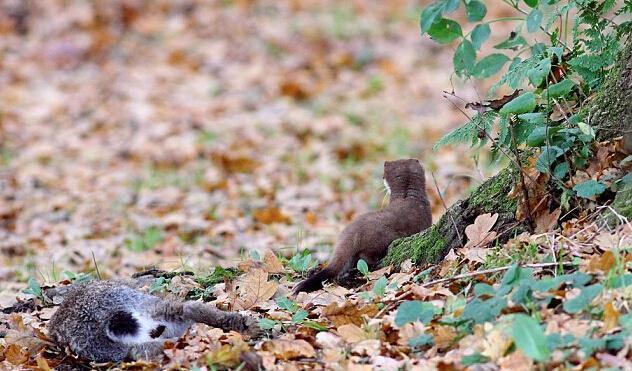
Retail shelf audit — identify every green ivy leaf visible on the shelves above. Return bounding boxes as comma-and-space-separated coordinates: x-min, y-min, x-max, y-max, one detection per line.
409, 334, 434, 347
454, 40, 476, 77
524, 0, 539, 7
420, 2, 445, 33
465, 0, 487, 22
546, 79, 575, 98
527, 9, 543, 33
460, 297, 507, 323
473, 54, 510, 78
471, 24, 491, 50
461, 353, 491, 366
494, 34, 527, 50
499, 92, 537, 115
291, 309, 309, 323
395, 301, 440, 326
373, 276, 388, 297
511, 314, 551, 361
536, 146, 564, 173
527, 58, 551, 86
563, 284, 603, 313
553, 162, 569, 179
427, 18, 462, 44
357, 259, 369, 276
573, 180, 607, 199
259, 318, 277, 330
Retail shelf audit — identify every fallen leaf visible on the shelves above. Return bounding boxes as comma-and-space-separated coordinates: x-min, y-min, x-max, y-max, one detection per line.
233, 269, 278, 310
462, 247, 490, 264
603, 302, 620, 332
261, 339, 315, 360
336, 324, 366, 343
464, 213, 499, 249
322, 302, 378, 327
253, 207, 291, 224
262, 249, 284, 273
4, 344, 28, 365
586, 250, 616, 273
534, 208, 561, 233
497, 349, 534, 371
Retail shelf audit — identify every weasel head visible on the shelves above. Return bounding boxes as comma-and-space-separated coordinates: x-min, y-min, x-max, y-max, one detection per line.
383, 159, 425, 191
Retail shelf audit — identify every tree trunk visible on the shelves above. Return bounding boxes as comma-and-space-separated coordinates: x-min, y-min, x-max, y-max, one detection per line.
384, 37, 632, 267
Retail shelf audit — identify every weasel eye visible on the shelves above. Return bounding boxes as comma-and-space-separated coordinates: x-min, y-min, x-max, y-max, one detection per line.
108, 311, 139, 337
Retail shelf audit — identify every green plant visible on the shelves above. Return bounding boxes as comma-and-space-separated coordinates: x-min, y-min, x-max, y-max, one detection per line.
125, 226, 164, 252
288, 249, 316, 273
423, 0, 631, 206
23, 277, 44, 301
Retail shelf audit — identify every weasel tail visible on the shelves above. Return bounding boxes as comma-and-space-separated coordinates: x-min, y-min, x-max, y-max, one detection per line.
293, 249, 348, 293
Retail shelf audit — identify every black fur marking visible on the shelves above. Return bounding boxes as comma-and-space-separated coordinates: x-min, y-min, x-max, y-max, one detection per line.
150, 325, 166, 338
108, 311, 139, 337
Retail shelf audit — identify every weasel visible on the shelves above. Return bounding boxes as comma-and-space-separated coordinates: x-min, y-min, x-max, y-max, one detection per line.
293, 159, 432, 293
48, 280, 259, 362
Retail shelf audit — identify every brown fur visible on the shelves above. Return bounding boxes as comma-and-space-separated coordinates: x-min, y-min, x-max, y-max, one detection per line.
293, 159, 432, 293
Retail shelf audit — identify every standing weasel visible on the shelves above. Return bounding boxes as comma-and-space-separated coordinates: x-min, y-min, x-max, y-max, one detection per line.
48, 280, 259, 362
294, 159, 432, 293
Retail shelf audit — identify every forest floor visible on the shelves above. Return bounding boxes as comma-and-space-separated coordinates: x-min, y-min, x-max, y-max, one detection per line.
1, 1, 631, 370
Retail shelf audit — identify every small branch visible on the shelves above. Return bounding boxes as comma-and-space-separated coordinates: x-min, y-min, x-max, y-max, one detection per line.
431, 171, 463, 246
510, 120, 533, 230
374, 262, 576, 317
92, 251, 102, 280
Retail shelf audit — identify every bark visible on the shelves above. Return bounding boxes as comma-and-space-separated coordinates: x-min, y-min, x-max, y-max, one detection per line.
385, 37, 632, 267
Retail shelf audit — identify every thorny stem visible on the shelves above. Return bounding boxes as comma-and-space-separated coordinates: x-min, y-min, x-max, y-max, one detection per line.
502, 0, 573, 53
431, 171, 463, 246
443, 93, 561, 205
374, 261, 576, 317
510, 120, 533, 231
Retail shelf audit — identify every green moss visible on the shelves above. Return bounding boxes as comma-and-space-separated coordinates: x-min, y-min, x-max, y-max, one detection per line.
384, 224, 446, 267
606, 183, 632, 225
468, 168, 517, 213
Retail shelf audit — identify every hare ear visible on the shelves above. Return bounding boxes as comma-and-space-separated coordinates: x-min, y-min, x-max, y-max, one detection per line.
107, 311, 139, 340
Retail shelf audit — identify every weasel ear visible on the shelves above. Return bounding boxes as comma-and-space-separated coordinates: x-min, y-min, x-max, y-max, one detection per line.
107, 311, 139, 340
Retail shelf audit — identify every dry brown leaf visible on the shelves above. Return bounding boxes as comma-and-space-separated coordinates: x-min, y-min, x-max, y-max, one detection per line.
322, 301, 378, 327
260, 249, 284, 273
534, 208, 561, 233
603, 302, 620, 332
253, 207, 291, 225
35, 355, 53, 371
586, 250, 616, 273
464, 213, 499, 249
497, 349, 534, 371
205, 341, 249, 368
336, 324, 366, 343
261, 339, 315, 360
315, 332, 343, 349
4, 344, 28, 365
234, 269, 278, 310
462, 247, 489, 264
431, 325, 458, 349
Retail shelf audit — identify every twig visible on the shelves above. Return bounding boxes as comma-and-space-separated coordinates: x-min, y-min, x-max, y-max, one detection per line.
510, 121, 533, 230
374, 262, 575, 317
443, 93, 562, 207
91, 251, 102, 280
419, 262, 575, 288
547, 234, 558, 276
431, 171, 462, 246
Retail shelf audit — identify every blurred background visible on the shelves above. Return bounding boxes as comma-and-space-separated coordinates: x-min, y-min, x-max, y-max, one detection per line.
0, 0, 505, 295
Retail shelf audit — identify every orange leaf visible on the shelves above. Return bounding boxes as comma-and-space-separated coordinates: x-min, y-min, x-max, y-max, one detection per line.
261, 339, 315, 360
4, 344, 28, 365
603, 302, 620, 332
587, 250, 616, 273
322, 302, 378, 327
253, 207, 291, 225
